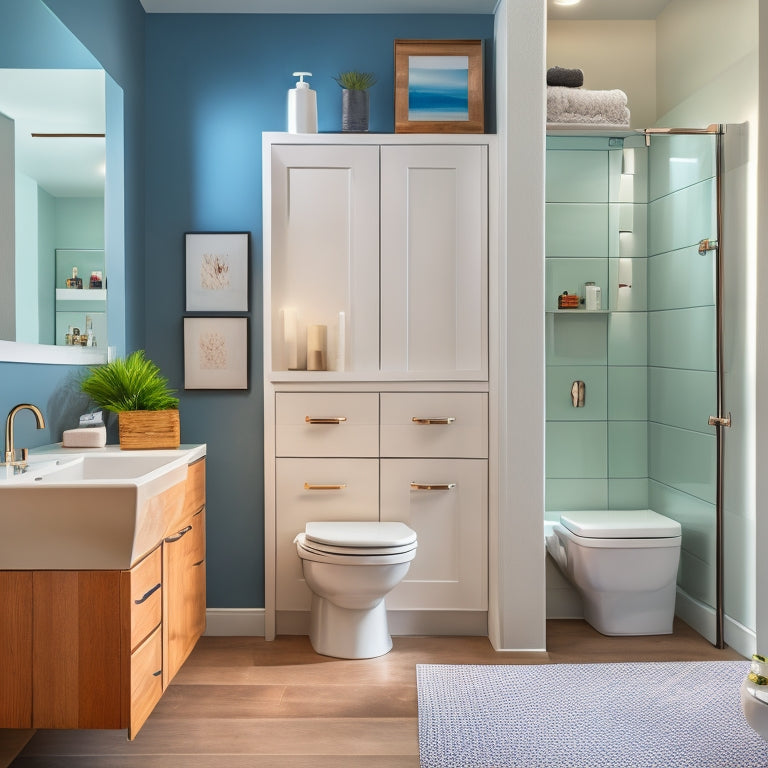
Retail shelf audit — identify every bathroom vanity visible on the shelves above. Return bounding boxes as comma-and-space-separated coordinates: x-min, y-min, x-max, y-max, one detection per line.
263, 133, 497, 639
0, 445, 206, 739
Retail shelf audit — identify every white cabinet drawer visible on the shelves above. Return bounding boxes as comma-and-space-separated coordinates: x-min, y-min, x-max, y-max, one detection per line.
380, 458, 488, 610
276, 392, 379, 457
275, 458, 379, 610
380, 393, 487, 458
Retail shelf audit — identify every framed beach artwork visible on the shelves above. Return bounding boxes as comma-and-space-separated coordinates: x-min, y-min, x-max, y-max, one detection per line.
184, 316, 248, 389
394, 39, 484, 134
185, 232, 249, 312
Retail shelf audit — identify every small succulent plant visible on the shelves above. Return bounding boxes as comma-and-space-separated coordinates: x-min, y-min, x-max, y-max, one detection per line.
333, 71, 377, 91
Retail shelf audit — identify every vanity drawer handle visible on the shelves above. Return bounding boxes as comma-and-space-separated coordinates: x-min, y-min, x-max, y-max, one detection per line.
304, 483, 348, 491
305, 416, 347, 424
412, 417, 455, 425
410, 482, 456, 491
165, 525, 193, 543
135, 582, 161, 605
152, 669, 162, 677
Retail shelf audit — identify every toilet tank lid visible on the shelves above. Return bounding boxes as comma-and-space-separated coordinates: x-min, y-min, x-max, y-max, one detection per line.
558, 509, 681, 538
305, 521, 417, 547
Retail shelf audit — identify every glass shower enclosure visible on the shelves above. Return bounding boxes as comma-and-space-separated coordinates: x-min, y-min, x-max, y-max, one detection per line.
544, 127, 724, 646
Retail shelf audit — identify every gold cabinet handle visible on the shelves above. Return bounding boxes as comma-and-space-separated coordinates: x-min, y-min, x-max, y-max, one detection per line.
411, 417, 455, 425
410, 482, 456, 491
305, 416, 347, 424
304, 482, 348, 491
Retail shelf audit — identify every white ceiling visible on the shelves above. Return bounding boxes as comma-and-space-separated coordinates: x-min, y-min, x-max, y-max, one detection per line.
139, 0, 671, 18
0, 69, 105, 198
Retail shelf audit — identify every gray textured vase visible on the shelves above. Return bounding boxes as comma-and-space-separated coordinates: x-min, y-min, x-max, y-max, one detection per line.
342, 89, 369, 132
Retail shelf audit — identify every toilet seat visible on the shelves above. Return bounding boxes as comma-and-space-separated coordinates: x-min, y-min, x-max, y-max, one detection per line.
305, 521, 417, 548
555, 509, 681, 549
295, 521, 418, 566
559, 509, 682, 539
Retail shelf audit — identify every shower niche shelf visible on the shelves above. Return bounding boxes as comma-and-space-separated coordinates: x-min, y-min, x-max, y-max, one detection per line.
546, 310, 610, 315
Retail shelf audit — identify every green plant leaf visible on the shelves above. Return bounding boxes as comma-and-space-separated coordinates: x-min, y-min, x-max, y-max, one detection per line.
80, 350, 179, 412
333, 71, 377, 90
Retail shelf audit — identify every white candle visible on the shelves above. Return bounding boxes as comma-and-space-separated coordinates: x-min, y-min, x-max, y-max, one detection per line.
283, 307, 298, 370
336, 311, 346, 372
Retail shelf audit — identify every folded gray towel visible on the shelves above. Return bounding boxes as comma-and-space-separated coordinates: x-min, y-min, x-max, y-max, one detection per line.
546, 86, 630, 126
547, 66, 584, 88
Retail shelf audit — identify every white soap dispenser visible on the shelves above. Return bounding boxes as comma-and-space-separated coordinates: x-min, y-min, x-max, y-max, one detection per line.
287, 72, 318, 134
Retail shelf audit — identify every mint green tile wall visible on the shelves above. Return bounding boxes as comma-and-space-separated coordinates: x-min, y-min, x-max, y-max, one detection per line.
545, 132, 719, 624
545, 137, 648, 514
647, 133, 718, 613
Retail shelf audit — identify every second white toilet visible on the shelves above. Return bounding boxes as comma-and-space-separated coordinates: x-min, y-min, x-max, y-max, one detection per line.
546, 509, 682, 636
295, 520, 417, 659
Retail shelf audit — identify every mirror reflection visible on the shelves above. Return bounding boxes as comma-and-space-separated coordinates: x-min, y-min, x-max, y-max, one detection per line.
0, 67, 106, 357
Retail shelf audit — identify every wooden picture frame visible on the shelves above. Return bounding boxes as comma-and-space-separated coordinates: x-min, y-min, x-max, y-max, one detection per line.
394, 39, 484, 134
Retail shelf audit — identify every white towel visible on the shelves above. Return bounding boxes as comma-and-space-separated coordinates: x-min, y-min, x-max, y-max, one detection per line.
547, 85, 630, 126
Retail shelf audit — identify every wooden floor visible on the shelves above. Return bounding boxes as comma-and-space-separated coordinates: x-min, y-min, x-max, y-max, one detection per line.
2, 619, 744, 767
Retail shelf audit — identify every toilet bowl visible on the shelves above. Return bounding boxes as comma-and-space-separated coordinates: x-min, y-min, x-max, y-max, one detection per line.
295, 520, 417, 659
546, 509, 681, 636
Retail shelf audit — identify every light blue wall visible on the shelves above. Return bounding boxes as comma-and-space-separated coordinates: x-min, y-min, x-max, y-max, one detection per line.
144, 13, 495, 608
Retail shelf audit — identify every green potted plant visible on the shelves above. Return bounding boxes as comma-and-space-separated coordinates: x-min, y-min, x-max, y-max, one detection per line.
333, 71, 377, 132
80, 349, 180, 450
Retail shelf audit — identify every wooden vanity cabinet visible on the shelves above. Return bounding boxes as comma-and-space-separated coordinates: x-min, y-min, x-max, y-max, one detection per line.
0, 455, 206, 739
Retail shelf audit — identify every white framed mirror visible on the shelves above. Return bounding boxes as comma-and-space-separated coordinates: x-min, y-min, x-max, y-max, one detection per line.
0, 3, 124, 365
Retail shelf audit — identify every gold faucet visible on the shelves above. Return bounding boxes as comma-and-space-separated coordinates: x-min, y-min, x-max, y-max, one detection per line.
4, 404, 46, 468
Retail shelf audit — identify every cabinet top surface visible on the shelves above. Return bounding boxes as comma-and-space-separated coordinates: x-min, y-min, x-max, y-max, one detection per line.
263, 131, 496, 146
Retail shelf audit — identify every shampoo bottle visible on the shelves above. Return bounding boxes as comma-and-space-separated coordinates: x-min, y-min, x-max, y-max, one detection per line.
288, 72, 318, 134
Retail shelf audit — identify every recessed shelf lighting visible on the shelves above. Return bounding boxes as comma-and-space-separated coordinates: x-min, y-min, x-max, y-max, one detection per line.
553, 0, 581, 6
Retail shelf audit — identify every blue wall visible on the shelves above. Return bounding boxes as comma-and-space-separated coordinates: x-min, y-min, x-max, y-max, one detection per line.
144, 13, 494, 608
0, 0, 144, 449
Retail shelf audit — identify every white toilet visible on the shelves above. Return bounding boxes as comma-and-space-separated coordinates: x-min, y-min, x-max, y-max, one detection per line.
546, 509, 682, 636
295, 520, 417, 659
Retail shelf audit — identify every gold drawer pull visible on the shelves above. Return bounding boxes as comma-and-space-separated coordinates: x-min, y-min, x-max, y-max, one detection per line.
304, 483, 348, 491
412, 417, 455, 425
410, 482, 456, 491
305, 416, 347, 424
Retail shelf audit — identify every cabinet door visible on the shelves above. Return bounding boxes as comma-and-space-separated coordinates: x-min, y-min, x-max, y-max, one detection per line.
0, 572, 32, 728
275, 458, 378, 610
270, 144, 379, 374
380, 459, 488, 610
164, 507, 206, 684
380, 145, 488, 379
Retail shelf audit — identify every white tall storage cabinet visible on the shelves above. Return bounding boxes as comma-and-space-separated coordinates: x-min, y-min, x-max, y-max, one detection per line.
263, 133, 496, 640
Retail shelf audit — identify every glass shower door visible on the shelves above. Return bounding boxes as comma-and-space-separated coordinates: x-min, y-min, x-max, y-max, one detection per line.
645, 131, 720, 645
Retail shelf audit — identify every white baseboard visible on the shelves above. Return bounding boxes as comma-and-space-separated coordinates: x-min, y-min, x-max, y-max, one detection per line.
675, 587, 754, 658
725, 613, 756, 659
204, 608, 265, 636
275, 609, 488, 637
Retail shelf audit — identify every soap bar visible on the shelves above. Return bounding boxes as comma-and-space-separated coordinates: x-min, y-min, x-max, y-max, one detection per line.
62, 426, 107, 448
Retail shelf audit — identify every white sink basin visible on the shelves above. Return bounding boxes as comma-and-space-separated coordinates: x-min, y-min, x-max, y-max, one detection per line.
0, 450, 197, 570
5, 453, 186, 483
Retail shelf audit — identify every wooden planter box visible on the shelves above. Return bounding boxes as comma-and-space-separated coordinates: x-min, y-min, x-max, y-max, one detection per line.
118, 410, 180, 450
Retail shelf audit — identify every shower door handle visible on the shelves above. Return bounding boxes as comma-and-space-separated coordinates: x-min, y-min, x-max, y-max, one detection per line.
708, 413, 732, 428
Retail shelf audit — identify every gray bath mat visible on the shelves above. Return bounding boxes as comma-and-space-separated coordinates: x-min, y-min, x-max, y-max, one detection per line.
417, 660, 768, 767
